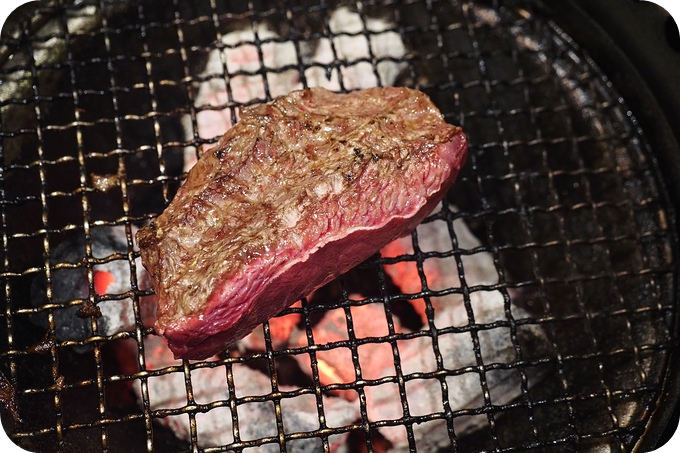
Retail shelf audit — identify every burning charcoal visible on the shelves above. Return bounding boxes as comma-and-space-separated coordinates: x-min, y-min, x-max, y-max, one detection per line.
136, 335, 357, 449
381, 203, 506, 325
374, 206, 551, 449
305, 7, 407, 91
30, 225, 154, 352
362, 303, 548, 451
238, 300, 303, 352
171, 8, 540, 451
289, 297, 403, 401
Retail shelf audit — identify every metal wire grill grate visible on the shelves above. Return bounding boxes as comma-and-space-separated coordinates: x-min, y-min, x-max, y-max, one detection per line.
0, 0, 677, 452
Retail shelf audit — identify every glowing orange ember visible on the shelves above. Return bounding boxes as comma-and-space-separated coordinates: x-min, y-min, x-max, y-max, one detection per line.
94, 270, 115, 295
241, 300, 303, 351
380, 237, 447, 326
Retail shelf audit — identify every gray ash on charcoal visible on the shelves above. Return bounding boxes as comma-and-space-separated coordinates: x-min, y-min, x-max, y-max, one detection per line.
29, 228, 130, 351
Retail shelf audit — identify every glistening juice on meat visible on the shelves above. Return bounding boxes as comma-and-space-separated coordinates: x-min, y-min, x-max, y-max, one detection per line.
137, 87, 468, 360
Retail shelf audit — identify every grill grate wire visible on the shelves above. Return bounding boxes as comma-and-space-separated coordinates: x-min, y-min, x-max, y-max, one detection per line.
0, 0, 677, 452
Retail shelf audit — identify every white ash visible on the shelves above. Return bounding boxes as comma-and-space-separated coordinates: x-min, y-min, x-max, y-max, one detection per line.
372, 205, 549, 450
136, 335, 358, 450
359, 302, 548, 452
181, 22, 300, 172
381, 202, 509, 325
304, 6, 407, 92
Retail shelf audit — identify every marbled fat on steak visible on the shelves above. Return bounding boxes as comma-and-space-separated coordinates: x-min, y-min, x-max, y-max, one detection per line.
137, 87, 468, 359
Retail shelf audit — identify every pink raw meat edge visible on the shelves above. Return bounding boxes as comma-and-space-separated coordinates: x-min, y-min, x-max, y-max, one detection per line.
161, 133, 467, 360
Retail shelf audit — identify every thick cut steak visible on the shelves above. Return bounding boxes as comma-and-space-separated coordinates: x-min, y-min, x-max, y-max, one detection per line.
137, 87, 467, 359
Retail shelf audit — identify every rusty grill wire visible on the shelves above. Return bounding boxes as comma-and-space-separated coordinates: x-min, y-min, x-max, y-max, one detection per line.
0, 0, 678, 452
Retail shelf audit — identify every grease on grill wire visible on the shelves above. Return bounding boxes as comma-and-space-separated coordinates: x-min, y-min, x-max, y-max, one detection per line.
90, 171, 122, 193
0, 371, 21, 424
27, 332, 56, 355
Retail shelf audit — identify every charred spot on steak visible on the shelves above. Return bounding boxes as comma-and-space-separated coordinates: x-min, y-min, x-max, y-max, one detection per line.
137, 86, 468, 360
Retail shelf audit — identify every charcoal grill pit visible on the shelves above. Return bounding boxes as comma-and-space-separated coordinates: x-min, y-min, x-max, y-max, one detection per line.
1, 1, 679, 452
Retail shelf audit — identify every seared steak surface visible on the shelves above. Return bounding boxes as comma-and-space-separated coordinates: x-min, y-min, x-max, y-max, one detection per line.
137, 87, 467, 359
